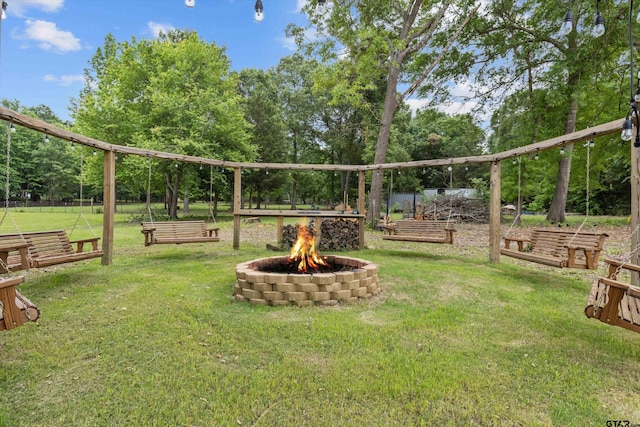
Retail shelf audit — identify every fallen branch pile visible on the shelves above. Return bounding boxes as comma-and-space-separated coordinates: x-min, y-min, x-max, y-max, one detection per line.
418, 196, 488, 224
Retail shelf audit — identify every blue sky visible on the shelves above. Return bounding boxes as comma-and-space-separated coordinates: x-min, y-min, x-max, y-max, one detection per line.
0, 0, 310, 121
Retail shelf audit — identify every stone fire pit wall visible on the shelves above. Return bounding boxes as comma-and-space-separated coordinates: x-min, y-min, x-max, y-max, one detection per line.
234, 256, 381, 307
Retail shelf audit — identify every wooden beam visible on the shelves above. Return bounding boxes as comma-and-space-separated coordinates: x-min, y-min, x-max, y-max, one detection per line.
236, 209, 364, 218
0, 106, 625, 171
233, 167, 241, 250
102, 151, 115, 266
489, 160, 501, 263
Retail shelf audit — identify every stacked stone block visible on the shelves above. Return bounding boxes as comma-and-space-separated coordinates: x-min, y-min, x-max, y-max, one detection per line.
234, 256, 381, 307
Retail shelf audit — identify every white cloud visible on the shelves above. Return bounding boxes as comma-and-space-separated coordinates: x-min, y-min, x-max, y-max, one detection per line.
406, 98, 430, 116
23, 19, 81, 53
43, 74, 84, 86
6, 0, 64, 17
147, 21, 175, 38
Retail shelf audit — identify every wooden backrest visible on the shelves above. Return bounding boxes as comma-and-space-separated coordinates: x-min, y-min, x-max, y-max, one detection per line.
22, 230, 73, 258
141, 221, 208, 238
394, 220, 455, 235
530, 229, 607, 257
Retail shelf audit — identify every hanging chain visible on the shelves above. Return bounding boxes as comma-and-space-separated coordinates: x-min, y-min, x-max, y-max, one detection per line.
568, 143, 592, 247
208, 165, 216, 223
5, 121, 10, 210
146, 157, 154, 223
505, 156, 522, 238
68, 150, 97, 238
446, 165, 453, 226
79, 151, 83, 210
585, 142, 591, 218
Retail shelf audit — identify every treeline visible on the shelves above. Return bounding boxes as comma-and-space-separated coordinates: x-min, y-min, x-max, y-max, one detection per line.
1, 0, 636, 218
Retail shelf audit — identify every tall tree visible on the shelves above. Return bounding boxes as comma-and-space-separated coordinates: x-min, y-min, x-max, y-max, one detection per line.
71, 30, 255, 218
0, 100, 76, 204
275, 55, 325, 209
474, 0, 628, 222
238, 68, 288, 208
289, 0, 480, 224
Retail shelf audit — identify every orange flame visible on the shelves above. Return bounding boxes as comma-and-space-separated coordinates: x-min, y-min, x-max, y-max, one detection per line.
288, 219, 328, 273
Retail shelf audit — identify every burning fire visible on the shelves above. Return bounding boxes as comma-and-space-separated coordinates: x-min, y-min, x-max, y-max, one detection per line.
288, 219, 328, 273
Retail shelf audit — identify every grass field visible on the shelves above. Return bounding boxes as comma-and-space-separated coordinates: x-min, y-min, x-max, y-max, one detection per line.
0, 210, 639, 426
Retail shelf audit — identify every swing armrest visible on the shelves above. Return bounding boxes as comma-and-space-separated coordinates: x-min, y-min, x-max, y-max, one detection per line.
381, 224, 396, 235
604, 258, 640, 273
0, 242, 29, 251
0, 242, 30, 273
502, 236, 529, 251
206, 227, 220, 238
69, 237, 100, 252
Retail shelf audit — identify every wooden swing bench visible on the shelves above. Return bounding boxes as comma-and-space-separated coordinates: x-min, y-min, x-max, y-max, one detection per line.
0, 230, 103, 273
500, 228, 608, 269
585, 258, 640, 334
141, 220, 220, 246
0, 276, 40, 331
381, 220, 456, 244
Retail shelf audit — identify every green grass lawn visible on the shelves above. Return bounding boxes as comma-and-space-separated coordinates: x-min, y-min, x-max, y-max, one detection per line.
1, 211, 639, 426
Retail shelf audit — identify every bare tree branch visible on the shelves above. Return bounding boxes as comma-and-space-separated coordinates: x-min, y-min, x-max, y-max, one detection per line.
403, 3, 481, 100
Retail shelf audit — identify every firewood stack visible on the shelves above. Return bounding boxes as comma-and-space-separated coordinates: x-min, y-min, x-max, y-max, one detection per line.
282, 218, 360, 252
421, 196, 488, 223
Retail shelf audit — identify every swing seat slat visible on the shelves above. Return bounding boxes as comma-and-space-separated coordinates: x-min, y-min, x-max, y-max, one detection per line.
585, 258, 640, 334
501, 228, 608, 269
381, 220, 456, 244
0, 276, 39, 331
141, 220, 220, 246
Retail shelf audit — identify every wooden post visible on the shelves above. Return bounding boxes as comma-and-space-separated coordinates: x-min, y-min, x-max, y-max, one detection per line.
233, 167, 242, 250
358, 171, 366, 249
631, 126, 640, 286
489, 160, 501, 263
102, 150, 116, 266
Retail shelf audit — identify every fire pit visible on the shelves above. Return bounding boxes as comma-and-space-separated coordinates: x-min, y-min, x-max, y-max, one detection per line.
233, 221, 381, 307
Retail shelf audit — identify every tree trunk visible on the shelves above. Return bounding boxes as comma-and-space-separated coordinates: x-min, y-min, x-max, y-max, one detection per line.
165, 169, 182, 219
183, 188, 190, 214
367, 63, 400, 225
546, 71, 579, 223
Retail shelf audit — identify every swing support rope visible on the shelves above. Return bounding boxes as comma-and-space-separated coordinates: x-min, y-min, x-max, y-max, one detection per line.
0, 121, 24, 276
504, 156, 522, 238
207, 165, 216, 223
0, 121, 22, 237
68, 150, 98, 239
146, 156, 154, 224
568, 141, 593, 247
445, 164, 454, 227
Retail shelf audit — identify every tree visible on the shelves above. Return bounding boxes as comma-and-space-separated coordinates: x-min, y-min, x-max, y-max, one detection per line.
71, 30, 255, 218
238, 68, 288, 208
289, 0, 480, 224
275, 55, 327, 208
408, 108, 485, 189
0, 100, 76, 204
474, 0, 629, 222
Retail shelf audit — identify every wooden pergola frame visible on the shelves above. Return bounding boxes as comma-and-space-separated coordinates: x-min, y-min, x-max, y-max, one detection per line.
1, 106, 636, 272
